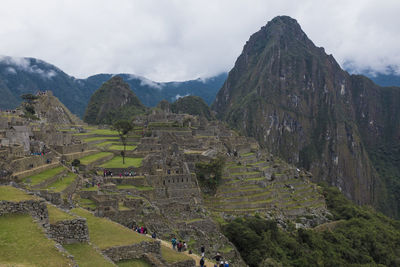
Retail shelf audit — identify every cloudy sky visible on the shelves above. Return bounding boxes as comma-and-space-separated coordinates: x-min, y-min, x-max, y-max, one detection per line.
0, 0, 399, 81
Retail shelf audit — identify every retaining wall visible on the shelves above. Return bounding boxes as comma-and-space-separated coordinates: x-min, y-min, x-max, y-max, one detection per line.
0, 199, 48, 222
102, 240, 161, 262
48, 218, 89, 244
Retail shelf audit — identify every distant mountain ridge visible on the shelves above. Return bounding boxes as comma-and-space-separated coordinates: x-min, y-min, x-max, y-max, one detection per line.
0, 55, 227, 117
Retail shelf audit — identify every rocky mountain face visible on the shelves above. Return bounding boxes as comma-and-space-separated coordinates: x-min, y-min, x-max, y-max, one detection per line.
32, 91, 83, 125
213, 16, 400, 217
83, 76, 146, 124
0, 56, 226, 117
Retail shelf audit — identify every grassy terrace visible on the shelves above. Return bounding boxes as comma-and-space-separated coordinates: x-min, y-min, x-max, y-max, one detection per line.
80, 152, 113, 165
64, 243, 115, 267
0, 186, 36, 201
23, 166, 65, 186
94, 141, 115, 147
47, 205, 75, 224
78, 198, 97, 209
0, 214, 72, 266
100, 157, 143, 168
74, 129, 119, 136
83, 136, 119, 142
161, 246, 192, 264
108, 144, 137, 151
71, 208, 153, 249
45, 173, 77, 192
117, 185, 153, 191
117, 259, 152, 267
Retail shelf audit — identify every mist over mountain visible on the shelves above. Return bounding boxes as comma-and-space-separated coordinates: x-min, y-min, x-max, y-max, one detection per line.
213, 16, 400, 218
0, 56, 227, 117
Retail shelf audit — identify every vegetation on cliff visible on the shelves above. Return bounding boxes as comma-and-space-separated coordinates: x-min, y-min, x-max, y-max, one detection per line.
212, 15, 400, 218
223, 186, 400, 267
83, 76, 146, 125
171, 95, 214, 120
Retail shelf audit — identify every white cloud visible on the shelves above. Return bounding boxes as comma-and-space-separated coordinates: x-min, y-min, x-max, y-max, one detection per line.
0, 0, 399, 81
127, 74, 163, 89
0, 55, 57, 79
175, 93, 190, 100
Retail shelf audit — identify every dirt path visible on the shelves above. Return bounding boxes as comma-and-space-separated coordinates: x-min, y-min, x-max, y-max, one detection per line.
154, 237, 216, 266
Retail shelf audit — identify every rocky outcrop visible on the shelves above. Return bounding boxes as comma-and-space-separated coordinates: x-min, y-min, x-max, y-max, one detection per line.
213, 16, 400, 217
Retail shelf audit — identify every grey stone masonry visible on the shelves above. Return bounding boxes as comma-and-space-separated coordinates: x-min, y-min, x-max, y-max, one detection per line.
102, 240, 161, 262
0, 199, 48, 222
48, 218, 89, 244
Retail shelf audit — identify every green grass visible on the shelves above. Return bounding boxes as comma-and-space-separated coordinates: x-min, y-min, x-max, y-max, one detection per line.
23, 166, 65, 186
83, 136, 119, 142
80, 152, 113, 165
64, 243, 115, 267
47, 205, 75, 224
119, 202, 130, 211
94, 141, 115, 147
108, 145, 137, 151
241, 152, 255, 157
0, 186, 37, 201
117, 259, 152, 267
78, 198, 97, 209
45, 173, 77, 192
100, 157, 143, 168
160, 246, 192, 263
0, 214, 72, 266
117, 185, 154, 191
71, 208, 153, 249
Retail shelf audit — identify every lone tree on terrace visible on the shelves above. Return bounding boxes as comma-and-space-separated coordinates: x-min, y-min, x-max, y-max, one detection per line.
113, 120, 133, 164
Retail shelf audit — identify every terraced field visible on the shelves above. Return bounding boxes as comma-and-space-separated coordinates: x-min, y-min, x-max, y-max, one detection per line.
23, 166, 66, 186
79, 152, 113, 165
205, 152, 326, 216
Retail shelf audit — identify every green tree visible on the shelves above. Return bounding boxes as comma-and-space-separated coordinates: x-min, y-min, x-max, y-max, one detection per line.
113, 120, 133, 164
21, 93, 39, 104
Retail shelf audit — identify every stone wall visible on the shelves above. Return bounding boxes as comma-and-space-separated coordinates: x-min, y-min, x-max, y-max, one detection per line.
61, 150, 96, 161
102, 240, 161, 262
35, 190, 62, 205
10, 153, 55, 173
13, 162, 60, 180
104, 177, 145, 187
54, 143, 87, 154
48, 218, 89, 244
80, 154, 114, 171
0, 199, 48, 222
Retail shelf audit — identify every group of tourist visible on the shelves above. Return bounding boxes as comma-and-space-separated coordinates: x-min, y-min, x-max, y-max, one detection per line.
171, 237, 188, 252
103, 169, 136, 177
133, 225, 148, 234
198, 246, 229, 267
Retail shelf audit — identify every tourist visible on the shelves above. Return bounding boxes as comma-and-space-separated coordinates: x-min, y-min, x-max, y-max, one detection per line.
213, 252, 222, 262
140, 226, 144, 234
151, 232, 156, 239
183, 241, 187, 251
143, 227, 147, 234
200, 257, 205, 267
219, 261, 224, 267
171, 237, 177, 250
177, 241, 183, 252
224, 261, 229, 267
201, 245, 205, 257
